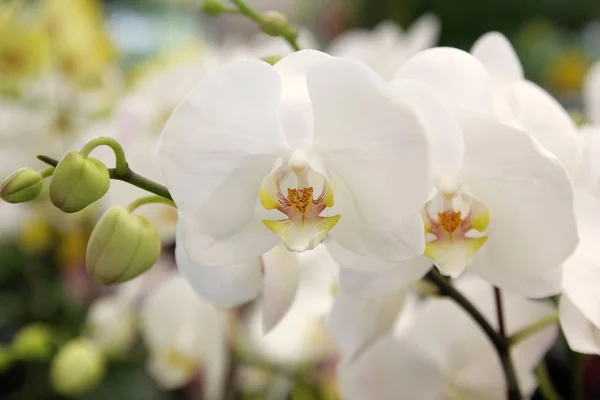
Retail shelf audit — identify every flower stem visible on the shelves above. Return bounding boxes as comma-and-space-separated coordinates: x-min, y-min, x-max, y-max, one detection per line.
79, 137, 128, 176
509, 312, 559, 346
229, 0, 301, 51
37, 155, 173, 201
535, 361, 564, 400
494, 287, 507, 337
126, 195, 175, 213
426, 269, 522, 400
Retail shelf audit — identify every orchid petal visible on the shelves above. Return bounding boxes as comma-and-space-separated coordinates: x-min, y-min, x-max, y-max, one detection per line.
178, 213, 278, 267
562, 190, 600, 326
158, 59, 287, 240
406, 13, 441, 55
274, 50, 331, 149
471, 32, 524, 81
584, 61, 600, 125
338, 338, 444, 400
560, 294, 600, 354
390, 78, 464, 177
511, 80, 582, 176
458, 113, 578, 296
395, 47, 495, 116
175, 220, 262, 308
261, 243, 300, 333
330, 290, 405, 361
308, 58, 430, 259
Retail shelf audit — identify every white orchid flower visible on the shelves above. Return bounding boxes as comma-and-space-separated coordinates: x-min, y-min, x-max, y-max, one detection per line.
339, 277, 558, 400
160, 49, 430, 264
469, 32, 600, 353
139, 272, 228, 399
328, 14, 441, 80
161, 49, 432, 326
84, 295, 137, 357
331, 47, 577, 302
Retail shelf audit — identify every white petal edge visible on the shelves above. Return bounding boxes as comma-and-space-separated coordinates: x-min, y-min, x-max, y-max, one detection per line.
471, 31, 524, 82
261, 243, 300, 333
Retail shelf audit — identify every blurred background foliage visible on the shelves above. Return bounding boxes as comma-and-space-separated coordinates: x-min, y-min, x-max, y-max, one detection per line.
2, 0, 600, 399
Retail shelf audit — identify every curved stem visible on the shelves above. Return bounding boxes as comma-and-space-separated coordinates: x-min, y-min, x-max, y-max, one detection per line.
426, 269, 522, 400
229, 0, 301, 51
126, 195, 175, 213
79, 137, 128, 176
509, 312, 559, 346
38, 155, 173, 201
536, 361, 564, 400
494, 287, 507, 337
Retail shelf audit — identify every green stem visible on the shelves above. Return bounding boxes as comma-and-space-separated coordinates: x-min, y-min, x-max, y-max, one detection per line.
536, 361, 564, 400
509, 312, 559, 346
37, 155, 173, 201
79, 137, 128, 176
126, 195, 175, 213
229, 0, 301, 51
426, 269, 522, 400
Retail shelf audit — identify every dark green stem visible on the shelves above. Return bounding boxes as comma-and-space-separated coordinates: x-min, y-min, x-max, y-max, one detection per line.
37, 155, 173, 201
426, 269, 521, 400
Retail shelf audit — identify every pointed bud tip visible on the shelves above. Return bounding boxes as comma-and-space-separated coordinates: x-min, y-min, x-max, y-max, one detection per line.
0, 168, 43, 203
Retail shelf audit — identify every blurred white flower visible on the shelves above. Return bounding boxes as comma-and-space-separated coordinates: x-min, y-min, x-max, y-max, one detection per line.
339, 277, 558, 400
328, 14, 440, 80
239, 245, 338, 366
139, 272, 228, 399
83, 257, 173, 356
84, 295, 137, 357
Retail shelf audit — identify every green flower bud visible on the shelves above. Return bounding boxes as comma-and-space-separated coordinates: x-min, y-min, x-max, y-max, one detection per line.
0, 168, 43, 203
0, 345, 13, 373
202, 0, 226, 15
50, 151, 110, 213
86, 206, 161, 285
51, 338, 105, 396
11, 324, 54, 361
260, 11, 291, 37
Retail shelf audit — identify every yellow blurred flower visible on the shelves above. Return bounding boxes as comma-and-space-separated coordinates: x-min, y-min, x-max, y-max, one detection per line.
42, 0, 116, 86
0, 5, 50, 93
19, 215, 54, 255
546, 49, 590, 93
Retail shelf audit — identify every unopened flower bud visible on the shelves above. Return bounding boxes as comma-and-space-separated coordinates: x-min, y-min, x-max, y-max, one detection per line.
0, 168, 43, 203
51, 338, 105, 396
202, 0, 226, 15
86, 206, 161, 285
260, 11, 291, 37
50, 151, 110, 213
11, 324, 54, 361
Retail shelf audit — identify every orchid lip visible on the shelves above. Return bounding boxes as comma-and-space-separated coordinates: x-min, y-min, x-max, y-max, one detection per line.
422, 190, 489, 277
260, 152, 340, 252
